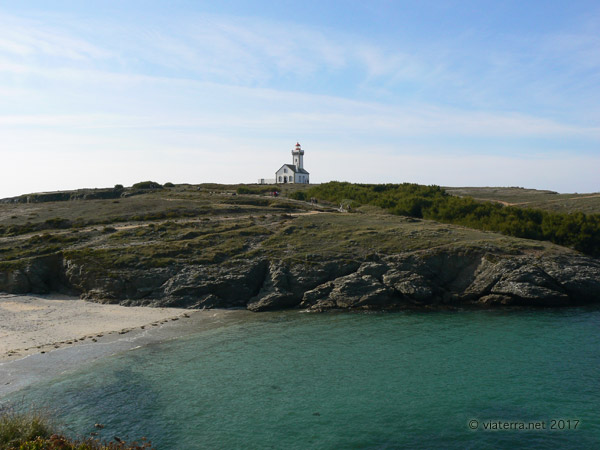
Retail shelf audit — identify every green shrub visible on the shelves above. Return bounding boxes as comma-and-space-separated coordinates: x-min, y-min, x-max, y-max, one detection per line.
236, 185, 278, 195
131, 181, 162, 190
289, 191, 307, 201
236, 186, 252, 194
163, 182, 175, 188
44, 217, 73, 229
306, 182, 600, 256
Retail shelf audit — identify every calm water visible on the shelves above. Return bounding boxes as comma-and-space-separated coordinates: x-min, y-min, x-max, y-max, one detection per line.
5, 308, 600, 449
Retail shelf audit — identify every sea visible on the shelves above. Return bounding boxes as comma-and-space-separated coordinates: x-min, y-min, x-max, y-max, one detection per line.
1, 307, 599, 449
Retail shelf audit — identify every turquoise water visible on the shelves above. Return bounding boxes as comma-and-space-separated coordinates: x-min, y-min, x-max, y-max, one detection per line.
6, 308, 600, 449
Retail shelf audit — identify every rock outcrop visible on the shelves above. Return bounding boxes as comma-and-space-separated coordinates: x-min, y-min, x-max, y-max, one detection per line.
0, 254, 72, 295
1, 248, 599, 310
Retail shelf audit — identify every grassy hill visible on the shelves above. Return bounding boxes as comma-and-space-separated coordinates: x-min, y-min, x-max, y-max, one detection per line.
445, 186, 600, 214
1, 183, 561, 273
1, 182, 599, 311
1, 182, 599, 275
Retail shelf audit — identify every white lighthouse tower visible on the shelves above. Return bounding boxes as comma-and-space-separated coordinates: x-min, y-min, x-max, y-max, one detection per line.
292, 142, 304, 170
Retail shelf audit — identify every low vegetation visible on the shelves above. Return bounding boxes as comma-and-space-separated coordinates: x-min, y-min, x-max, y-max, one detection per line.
0, 181, 595, 279
445, 186, 600, 214
0, 406, 52, 447
131, 181, 162, 190
305, 182, 600, 256
236, 185, 278, 195
0, 407, 152, 449
0, 184, 319, 274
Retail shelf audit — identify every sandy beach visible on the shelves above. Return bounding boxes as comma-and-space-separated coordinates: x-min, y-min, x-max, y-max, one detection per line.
0, 294, 191, 362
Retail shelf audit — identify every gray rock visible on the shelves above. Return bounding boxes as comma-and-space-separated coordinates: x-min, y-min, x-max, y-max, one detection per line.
247, 262, 295, 311
478, 294, 515, 305
0, 254, 73, 295
315, 273, 393, 309
248, 260, 360, 311
382, 270, 436, 303
2, 247, 600, 311
300, 281, 335, 308
160, 259, 268, 308
0, 269, 30, 294
247, 291, 297, 311
489, 265, 570, 305
356, 262, 388, 279
539, 257, 600, 303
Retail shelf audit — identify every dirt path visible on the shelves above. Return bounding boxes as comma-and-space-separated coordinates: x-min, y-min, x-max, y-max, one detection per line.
471, 198, 515, 206
472, 193, 600, 208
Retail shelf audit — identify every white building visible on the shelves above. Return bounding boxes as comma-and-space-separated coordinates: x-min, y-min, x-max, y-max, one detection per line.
275, 142, 310, 184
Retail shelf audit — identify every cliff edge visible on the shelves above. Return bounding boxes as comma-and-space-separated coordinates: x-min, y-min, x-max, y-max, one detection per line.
1, 184, 598, 311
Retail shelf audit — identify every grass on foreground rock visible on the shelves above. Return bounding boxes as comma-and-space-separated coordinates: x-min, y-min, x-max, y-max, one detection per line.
0, 406, 52, 447
0, 406, 154, 449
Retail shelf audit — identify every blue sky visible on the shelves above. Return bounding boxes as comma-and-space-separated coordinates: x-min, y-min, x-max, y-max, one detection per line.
1, 0, 599, 196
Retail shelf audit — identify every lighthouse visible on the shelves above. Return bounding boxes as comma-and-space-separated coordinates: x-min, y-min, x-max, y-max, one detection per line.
274, 142, 310, 184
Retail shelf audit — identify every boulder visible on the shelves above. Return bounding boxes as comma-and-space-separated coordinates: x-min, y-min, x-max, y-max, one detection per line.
382, 270, 436, 303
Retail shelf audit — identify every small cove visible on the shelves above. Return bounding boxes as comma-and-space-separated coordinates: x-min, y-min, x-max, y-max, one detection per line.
3, 307, 599, 449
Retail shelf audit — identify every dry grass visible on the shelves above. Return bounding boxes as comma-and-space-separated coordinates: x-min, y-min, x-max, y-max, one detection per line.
0, 405, 154, 449
445, 186, 600, 214
0, 184, 577, 276
0, 404, 53, 447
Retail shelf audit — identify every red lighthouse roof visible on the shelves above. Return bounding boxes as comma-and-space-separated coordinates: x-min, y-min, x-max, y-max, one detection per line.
292, 142, 304, 155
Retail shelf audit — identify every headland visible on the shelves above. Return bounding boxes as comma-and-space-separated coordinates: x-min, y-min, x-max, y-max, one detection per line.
0, 182, 599, 314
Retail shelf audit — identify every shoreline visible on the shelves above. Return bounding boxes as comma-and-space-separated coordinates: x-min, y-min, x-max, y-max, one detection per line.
0, 295, 252, 399
0, 294, 193, 362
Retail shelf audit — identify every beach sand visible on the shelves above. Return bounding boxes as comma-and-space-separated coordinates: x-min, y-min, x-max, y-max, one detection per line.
0, 294, 191, 362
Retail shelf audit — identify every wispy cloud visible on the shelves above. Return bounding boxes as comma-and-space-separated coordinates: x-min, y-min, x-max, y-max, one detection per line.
2, 73, 598, 141
0, 13, 111, 61
0, 6, 598, 197
0, 11, 429, 87
2, 7, 599, 110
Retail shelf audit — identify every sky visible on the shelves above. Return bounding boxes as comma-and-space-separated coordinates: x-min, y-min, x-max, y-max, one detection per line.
1, 0, 599, 197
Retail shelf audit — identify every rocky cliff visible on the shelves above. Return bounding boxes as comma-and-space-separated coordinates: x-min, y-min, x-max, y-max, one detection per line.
1, 247, 599, 311
1, 185, 599, 311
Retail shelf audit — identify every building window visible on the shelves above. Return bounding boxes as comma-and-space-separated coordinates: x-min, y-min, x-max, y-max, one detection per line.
278, 176, 282, 182
284, 168, 288, 173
